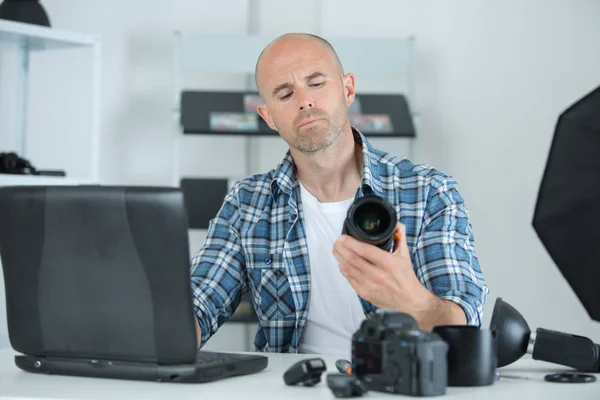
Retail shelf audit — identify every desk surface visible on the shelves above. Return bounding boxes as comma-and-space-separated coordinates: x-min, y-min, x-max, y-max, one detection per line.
0, 349, 598, 400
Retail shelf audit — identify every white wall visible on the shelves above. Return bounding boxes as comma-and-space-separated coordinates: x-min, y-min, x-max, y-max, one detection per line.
323, 0, 600, 340
1, 0, 600, 351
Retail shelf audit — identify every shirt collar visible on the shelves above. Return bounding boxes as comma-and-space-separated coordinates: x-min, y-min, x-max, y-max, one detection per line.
271, 127, 386, 200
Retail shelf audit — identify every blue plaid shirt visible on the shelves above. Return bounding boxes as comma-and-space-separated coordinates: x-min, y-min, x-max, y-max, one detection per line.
190, 129, 488, 353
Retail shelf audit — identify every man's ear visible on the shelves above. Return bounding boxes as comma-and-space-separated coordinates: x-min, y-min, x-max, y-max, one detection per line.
343, 72, 356, 107
257, 104, 278, 131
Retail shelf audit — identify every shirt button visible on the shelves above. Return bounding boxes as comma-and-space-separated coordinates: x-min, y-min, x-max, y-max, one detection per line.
264, 257, 272, 265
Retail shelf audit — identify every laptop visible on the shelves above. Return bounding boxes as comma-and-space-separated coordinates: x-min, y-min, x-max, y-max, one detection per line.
0, 185, 267, 383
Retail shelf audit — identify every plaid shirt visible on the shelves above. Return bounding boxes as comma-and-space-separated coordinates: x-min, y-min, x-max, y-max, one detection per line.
190, 129, 488, 353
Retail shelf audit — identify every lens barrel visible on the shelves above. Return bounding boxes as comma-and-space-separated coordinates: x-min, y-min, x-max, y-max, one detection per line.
342, 195, 397, 252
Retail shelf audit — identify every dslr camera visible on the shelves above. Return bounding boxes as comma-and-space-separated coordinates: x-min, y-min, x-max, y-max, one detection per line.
351, 310, 448, 397
342, 194, 398, 252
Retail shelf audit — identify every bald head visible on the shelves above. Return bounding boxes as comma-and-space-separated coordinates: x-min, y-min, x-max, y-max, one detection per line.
254, 33, 344, 97
253, 32, 356, 154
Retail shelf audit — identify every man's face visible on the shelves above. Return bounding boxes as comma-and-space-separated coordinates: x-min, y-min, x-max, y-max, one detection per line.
256, 38, 355, 153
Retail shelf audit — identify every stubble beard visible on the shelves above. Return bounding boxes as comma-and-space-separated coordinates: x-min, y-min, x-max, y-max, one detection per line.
290, 103, 348, 154
292, 122, 339, 153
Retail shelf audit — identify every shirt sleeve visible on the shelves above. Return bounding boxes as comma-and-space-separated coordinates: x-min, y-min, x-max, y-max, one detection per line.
190, 185, 248, 348
413, 174, 489, 327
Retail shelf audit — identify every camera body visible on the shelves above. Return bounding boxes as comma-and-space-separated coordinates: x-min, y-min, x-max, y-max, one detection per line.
351, 311, 448, 397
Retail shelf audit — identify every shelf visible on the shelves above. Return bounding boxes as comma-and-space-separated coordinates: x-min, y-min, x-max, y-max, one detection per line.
0, 174, 86, 187
0, 19, 98, 51
0, 19, 101, 183
180, 178, 229, 229
180, 90, 416, 138
229, 312, 259, 324
229, 293, 259, 323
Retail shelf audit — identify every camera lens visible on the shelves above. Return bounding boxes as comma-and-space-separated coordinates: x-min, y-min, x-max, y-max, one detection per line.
355, 203, 390, 235
343, 195, 397, 252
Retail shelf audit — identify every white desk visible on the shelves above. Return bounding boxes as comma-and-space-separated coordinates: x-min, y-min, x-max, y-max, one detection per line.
0, 349, 598, 400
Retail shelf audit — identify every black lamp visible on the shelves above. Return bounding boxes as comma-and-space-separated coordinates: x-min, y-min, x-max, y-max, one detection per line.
0, 0, 51, 27
490, 297, 600, 372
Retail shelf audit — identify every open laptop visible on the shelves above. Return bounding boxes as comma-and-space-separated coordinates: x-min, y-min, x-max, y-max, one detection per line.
0, 185, 267, 383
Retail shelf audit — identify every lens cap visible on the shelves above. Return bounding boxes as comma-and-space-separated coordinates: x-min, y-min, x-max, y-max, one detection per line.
432, 325, 496, 387
544, 372, 596, 383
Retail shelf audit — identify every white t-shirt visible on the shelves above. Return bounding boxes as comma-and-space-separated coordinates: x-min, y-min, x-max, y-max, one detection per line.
297, 181, 367, 358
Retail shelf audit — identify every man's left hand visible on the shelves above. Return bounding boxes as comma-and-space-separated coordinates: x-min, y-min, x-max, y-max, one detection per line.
333, 222, 440, 328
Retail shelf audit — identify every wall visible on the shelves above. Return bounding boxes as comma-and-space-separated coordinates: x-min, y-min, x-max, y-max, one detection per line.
1, 0, 599, 351
321, 0, 600, 340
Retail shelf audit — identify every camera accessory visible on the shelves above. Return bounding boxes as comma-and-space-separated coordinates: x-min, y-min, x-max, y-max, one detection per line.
544, 372, 596, 383
0, 152, 65, 177
495, 371, 533, 381
283, 358, 327, 386
335, 359, 353, 375
0, 152, 36, 175
490, 297, 600, 372
327, 374, 368, 398
342, 194, 397, 252
433, 325, 497, 386
352, 310, 448, 396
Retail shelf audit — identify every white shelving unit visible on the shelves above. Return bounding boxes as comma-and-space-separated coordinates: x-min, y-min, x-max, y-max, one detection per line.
0, 174, 83, 186
0, 19, 102, 186
0, 20, 102, 351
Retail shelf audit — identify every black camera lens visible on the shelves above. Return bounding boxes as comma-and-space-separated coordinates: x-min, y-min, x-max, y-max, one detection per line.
343, 195, 397, 252
355, 203, 388, 235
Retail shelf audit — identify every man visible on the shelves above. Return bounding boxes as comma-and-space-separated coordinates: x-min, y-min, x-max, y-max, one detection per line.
190, 33, 488, 356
